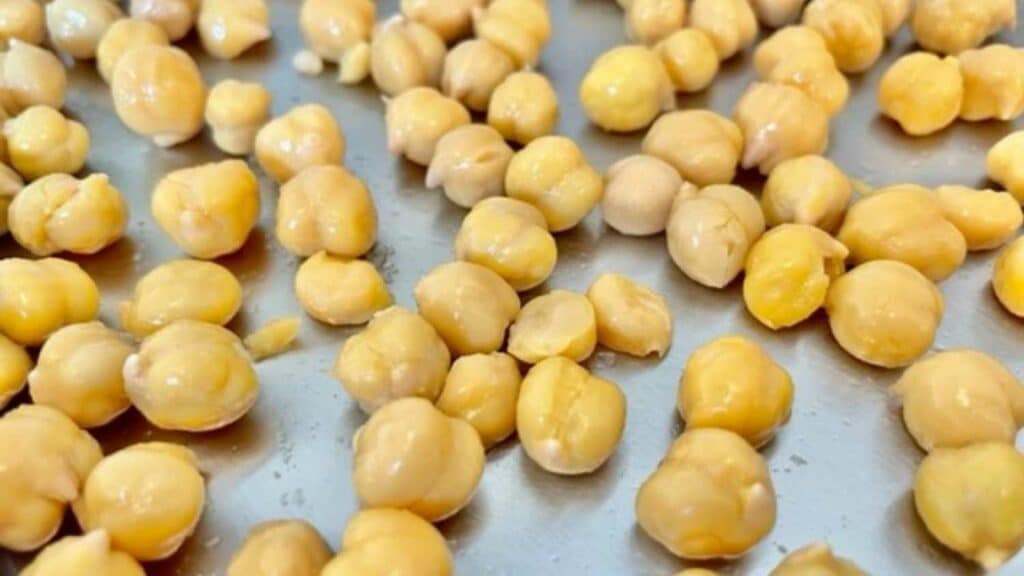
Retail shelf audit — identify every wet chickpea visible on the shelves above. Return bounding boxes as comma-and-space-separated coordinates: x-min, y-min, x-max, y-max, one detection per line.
802, 0, 885, 73
111, 45, 205, 147
426, 124, 514, 208
244, 317, 301, 361
386, 87, 470, 166
28, 322, 134, 429
586, 273, 672, 358
123, 320, 260, 431
129, 0, 198, 42
441, 39, 514, 112
277, 165, 377, 258
761, 49, 849, 117
21, 531, 145, 576
401, 0, 483, 43
0, 0, 44, 46
624, 0, 686, 44
0, 333, 30, 409
255, 103, 345, 184
0, 40, 67, 114
473, 0, 551, 68
119, 259, 242, 338
227, 520, 332, 576
735, 82, 830, 174
655, 28, 719, 93
505, 136, 603, 232
334, 306, 451, 413
322, 508, 453, 576
602, 154, 686, 236
0, 257, 99, 346
0, 162, 21, 236
878, 52, 963, 136
295, 252, 392, 326
762, 155, 852, 232
958, 44, 1024, 122
45, 0, 122, 60
580, 45, 674, 133
988, 131, 1024, 203
415, 262, 520, 356
198, 0, 270, 60
770, 543, 868, 576
5, 105, 89, 180
750, 0, 804, 28
299, 0, 373, 82
151, 160, 260, 259
826, 260, 943, 368
911, 0, 1016, 56
0, 404, 102, 552
204, 79, 271, 156
454, 196, 558, 291
914, 443, 1024, 570
508, 290, 597, 364
437, 352, 522, 449
517, 357, 626, 475
643, 110, 743, 187
753, 25, 828, 76
993, 237, 1024, 317
635, 428, 777, 559
487, 71, 559, 145
370, 15, 446, 97
934, 185, 1022, 251
689, 0, 758, 59
95, 19, 168, 84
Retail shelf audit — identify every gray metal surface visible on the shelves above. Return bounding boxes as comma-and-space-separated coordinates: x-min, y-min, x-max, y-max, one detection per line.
2, 1, 1024, 574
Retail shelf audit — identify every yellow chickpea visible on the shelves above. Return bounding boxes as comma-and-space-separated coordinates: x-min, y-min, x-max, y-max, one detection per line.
204, 79, 271, 156
911, 0, 1016, 56
914, 443, 1024, 570
0, 333, 30, 409
299, 0, 373, 69
580, 45, 675, 133
826, 260, 943, 368
934, 185, 1022, 251
0, 257, 99, 346
322, 508, 452, 576
0, 40, 67, 114
508, 290, 598, 364
436, 352, 521, 449
401, 0, 484, 43
602, 154, 686, 236
635, 428, 777, 559
586, 273, 672, 358
762, 155, 851, 232
243, 317, 301, 361
770, 543, 868, 576
735, 82, 830, 174
473, 0, 551, 68
988, 131, 1024, 203
957, 44, 1024, 122
44, 0, 122, 60
21, 531, 145, 576
227, 520, 332, 576
198, 0, 270, 60
655, 28, 719, 94
877, 52, 963, 136
0, 162, 21, 236
802, 0, 885, 73
750, 0, 804, 28
0, 404, 102, 552
370, 15, 446, 97
689, 0, 758, 59
129, 0, 198, 41
295, 252, 392, 326
111, 45, 205, 147
441, 39, 514, 112
426, 123, 514, 208
994, 237, 1024, 317
5, 105, 88, 180
276, 165, 376, 258
386, 87, 470, 166
0, 0, 44, 46
505, 135, 603, 232
753, 25, 829, 76
623, 0, 686, 44
643, 110, 743, 187
675, 571, 720, 576
487, 71, 559, 145
761, 49, 849, 117
95, 19, 168, 84
124, 320, 260, 431
255, 103, 345, 184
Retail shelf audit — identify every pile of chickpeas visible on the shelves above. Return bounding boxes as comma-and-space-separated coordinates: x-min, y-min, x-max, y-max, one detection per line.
2, 0, 1024, 573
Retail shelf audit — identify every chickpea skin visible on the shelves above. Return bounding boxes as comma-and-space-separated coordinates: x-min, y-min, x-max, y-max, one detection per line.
111, 45, 205, 147
762, 155, 851, 232
198, 0, 270, 60
750, 0, 804, 28
386, 87, 470, 167
473, 0, 551, 68
21, 531, 145, 576
227, 520, 332, 576
426, 124, 514, 208
993, 237, 1024, 317
95, 19, 168, 84
602, 154, 687, 236
0, 0, 44, 46
934, 185, 1022, 251
958, 44, 1024, 122
643, 110, 744, 187
635, 428, 777, 559
5, 105, 89, 180
580, 45, 675, 133
770, 543, 868, 576
0, 257, 100, 346
322, 508, 452, 576
505, 135, 603, 232
988, 131, 1024, 203
295, 252, 392, 326
277, 165, 377, 258
334, 306, 451, 413
0, 40, 68, 114
243, 317, 301, 361
802, 0, 885, 74
624, 0, 687, 44
441, 39, 514, 112
654, 28, 720, 93
0, 162, 22, 236
877, 52, 963, 136
255, 103, 345, 184
370, 15, 446, 97
0, 333, 30, 409
487, 71, 559, 145
204, 79, 271, 156
129, 0, 198, 42
437, 352, 522, 449
586, 273, 673, 358
689, 0, 758, 60
735, 82, 830, 174
508, 290, 598, 364
911, 0, 1017, 56
401, 0, 484, 43
45, 0, 122, 60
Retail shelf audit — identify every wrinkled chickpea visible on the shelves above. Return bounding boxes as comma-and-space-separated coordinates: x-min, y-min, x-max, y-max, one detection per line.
487, 71, 559, 145
624, 0, 686, 44
454, 196, 558, 291
0, 40, 67, 114
5, 105, 89, 180
401, 0, 484, 43
911, 0, 1016, 56
636, 428, 777, 559
602, 154, 686, 236
655, 28, 719, 93
295, 252, 392, 326
111, 45, 205, 147
21, 531, 145, 576
0, 257, 99, 346
151, 160, 260, 259
508, 290, 597, 364
0, 0, 44, 46
124, 320, 260, 431
586, 273, 672, 358
753, 25, 829, 76
299, 0, 373, 73
95, 19, 168, 84
735, 82, 829, 174
770, 543, 868, 576
244, 317, 301, 361
334, 306, 450, 413
826, 260, 944, 368
761, 49, 849, 117
988, 131, 1024, 203
370, 15, 446, 97
914, 443, 1024, 570
120, 259, 242, 338
994, 237, 1024, 317
0, 333, 30, 409
0, 404, 101, 552
689, 0, 758, 59
322, 508, 453, 576
426, 124, 514, 208
473, 0, 551, 68
0, 162, 21, 236
29, 322, 134, 429
227, 520, 332, 576
802, 0, 885, 73
505, 135, 603, 232
762, 155, 851, 232
442, 39, 514, 112
643, 110, 743, 187
129, 0, 198, 42
204, 79, 271, 156
934, 185, 1022, 251
198, 0, 270, 60
580, 45, 674, 133
277, 165, 377, 258
437, 352, 521, 449
750, 0, 804, 28
958, 44, 1024, 122
255, 103, 345, 184
386, 87, 470, 166
878, 52, 963, 136
45, 0, 122, 59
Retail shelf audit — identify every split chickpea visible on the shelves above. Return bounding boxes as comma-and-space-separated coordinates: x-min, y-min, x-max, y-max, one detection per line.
934, 185, 1022, 251
386, 87, 470, 166
111, 45, 205, 147
0, 0, 44, 46
5, 105, 89, 180
436, 352, 522, 449
0, 257, 99, 346
370, 15, 446, 97
735, 82, 830, 174
988, 131, 1024, 203
770, 543, 868, 576
401, 0, 484, 43
623, 0, 687, 44
878, 52, 963, 136
205, 79, 271, 156
958, 44, 1024, 122
426, 124, 514, 208
911, 0, 1017, 56
689, 0, 758, 60
227, 520, 332, 576
442, 39, 514, 112
993, 237, 1024, 317
21, 531, 145, 576
295, 252, 392, 326
586, 273, 673, 358
0, 333, 30, 409
643, 110, 743, 187
243, 317, 301, 361
45, 0, 122, 60
473, 0, 551, 68
508, 290, 598, 364
654, 28, 720, 94
505, 135, 603, 232
95, 19, 168, 84
322, 508, 452, 576
487, 71, 559, 145
255, 103, 345, 184
276, 164, 377, 258
762, 155, 852, 232
198, 0, 270, 60
580, 44, 675, 133
129, 0, 198, 42
802, 0, 885, 74
602, 154, 687, 236
0, 40, 67, 114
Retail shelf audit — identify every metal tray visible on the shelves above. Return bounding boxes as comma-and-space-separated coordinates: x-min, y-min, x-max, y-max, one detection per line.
2, 1, 1023, 574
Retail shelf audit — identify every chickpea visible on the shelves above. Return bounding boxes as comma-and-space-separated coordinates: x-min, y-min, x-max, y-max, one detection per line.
770, 543, 868, 576
295, 252, 392, 326
736, 82, 830, 174
958, 44, 1024, 122
5, 105, 88, 180
454, 196, 558, 291
227, 520, 332, 576
401, 0, 483, 43
826, 260, 943, 368
689, 0, 758, 59
276, 165, 376, 258
129, 0, 198, 42
44, 0, 122, 60
322, 508, 452, 576
244, 317, 301, 361
762, 49, 849, 117
914, 443, 1024, 570
911, 0, 1016, 56
0, 0, 44, 46
473, 0, 551, 68
750, 0, 804, 28
255, 103, 345, 184
0, 257, 99, 346
643, 110, 743, 187
110, 45, 205, 147
0, 40, 67, 114
441, 39, 514, 112
21, 531, 145, 576
802, 0, 885, 74
623, 0, 686, 44
292, 49, 324, 77
370, 15, 446, 97
95, 19, 168, 84
676, 571, 720, 576
877, 52, 963, 136
994, 237, 1024, 317
988, 131, 1024, 203
334, 307, 450, 413
934, 185, 1022, 251
654, 28, 719, 94
198, 0, 269, 60
386, 87, 470, 167
299, 0, 372, 62
753, 25, 828, 76
762, 155, 851, 232
0, 404, 102, 552
667, 184, 765, 289
0, 333, 29, 409
0, 162, 21, 236
635, 428, 777, 559
436, 352, 521, 449
580, 45, 674, 133
601, 154, 685, 236
505, 136, 603, 232
508, 290, 598, 364
586, 273, 672, 358
204, 79, 271, 156
426, 124, 514, 208
123, 320, 260, 431
487, 71, 559, 145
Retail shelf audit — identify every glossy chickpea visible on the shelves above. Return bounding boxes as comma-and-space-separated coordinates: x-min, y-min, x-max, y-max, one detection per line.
386, 87, 470, 166
204, 79, 270, 156
0, 333, 30, 409
762, 155, 851, 232
295, 252, 392, 326
370, 15, 446, 97
0, 0, 44, 46
803, 0, 885, 73
643, 110, 743, 187
994, 237, 1024, 317
95, 19, 168, 84
580, 45, 674, 133
934, 185, 1022, 251
602, 154, 686, 236
0, 40, 67, 114
442, 39, 514, 112
770, 543, 868, 576
655, 28, 719, 93
129, 0, 198, 41
5, 105, 89, 180
750, 0, 804, 28
753, 25, 828, 76
689, 0, 758, 59
735, 82, 830, 174
505, 136, 603, 232
761, 49, 849, 117
473, 0, 551, 68
958, 45, 1024, 122
437, 352, 521, 449
243, 317, 301, 361
111, 45, 205, 147
0, 162, 21, 236
911, 0, 1016, 56
426, 124, 514, 208
878, 52, 963, 136
586, 273, 672, 358
277, 165, 376, 258
487, 71, 559, 145
299, 0, 373, 65
624, 0, 686, 44
401, 0, 483, 43
227, 520, 332, 576
255, 103, 345, 184
198, 0, 269, 60
508, 290, 597, 364
45, 0, 122, 59
988, 131, 1024, 203
322, 509, 452, 576
0, 257, 99, 346
636, 428, 777, 559
21, 531, 145, 576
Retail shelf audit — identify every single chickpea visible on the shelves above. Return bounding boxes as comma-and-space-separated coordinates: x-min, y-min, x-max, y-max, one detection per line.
151, 160, 260, 259
386, 87, 470, 166
426, 124, 514, 208
934, 185, 1022, 251
602, 154, 686, 236
5, 105, 89, 180
322, 508, 452, 576
110, 45, 205, 147
580, 45, 674, 133
761, 49, 849, 117
517, 356, 626, 475
735, 82, 830, 174
119, 259, 242, 338
825, 260, 943, 368
123, 320, 260, 431
958, 44, 1024, 122
299, 0, 373, 83
437, 352, 521, 449
243, 317, 301, 361
802, 0, 885, 73
487, 71, 559, 145
276, 165, 376, 258
750, 0, 804, 28
129, 0, 198, 42
624, 0, 686, 44
689, 0, 758, 59
334, 306, 450, 413
21, 531, 145, 576
667, 184, 765, 289
762, 155, 852, 232
295, 252, 391, 326
454, 196, 558, 291
204, 79, 271, 156
643, 110, 743, 187
0, 0, 44, 46
44, 0, 122, 60
508, 290, 597, 364
0, 40, 67, 114
753, 25, 829, 76
198, 0, 270, 60
0, 333, 30, 409
878, 0, 913, 35
505, 136, 603, 232
0, 162, 21, 236
993, 237, 1024, 317
586, 273, 672, 358
255, 103, 345, 184
914, 443, 1024, 570
401, 0, 484, 43
988, 131, 1024, 203
28, 322, 134, 429
635, 428, 777, 559
655, 28, 719, 94
911, 0, 1017, 56
227, 520, 332, 576
877, 52, 963, 136
473, 0, 551, 68
0, 257, 99, 346
0, 404, 101, 552
94, 18, 168, 84
370, 15, 446, 97
770, 543, 868, 576
441, 39, 514, 112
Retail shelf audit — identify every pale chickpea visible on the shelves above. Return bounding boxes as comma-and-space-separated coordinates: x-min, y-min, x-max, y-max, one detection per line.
802, 0, 885, 73
750, 0, 804, 28
770, 543, 868, 576
227, 520, 332, 576
426, 123, 514, 208
119, 259, 242, 338
0, 404, 102, 552
988, 131, 1024, 203
762, 155, 851, 232
602, 154, 686, 236
401, 0, 484, 43
580, 44, 675, 133
454, 196, 558, 291
322, 508, 452, 576
295, 252, 392, 326
914, 443, 1024, 570
643, 110, 743, 187
624, 0, 686, 44
276, 165, 377, 258
994, 237, 1024, 317
0, 333, 30, 409
958, 44, 1024, 122
586, 273, 672, 358
517, 356, 626, 475
473, 0, 551, 68
5, 105, 89, 180
934, 185, 1022, 251
0, 162, 21, 236
386, 87, 470, 166
911, 0, 1017, 56
436, 352, 521, 449
151, 160, 260, 259
45, 0, 122, 59
243, 317, 301, 361
255, 103, 345, 184
21, 531, 145, 576
0, 0, 44, 46
487, 71, 559, 145
635, 428, 776, 559
441, 39, 514, 112
204, 79, 271, 156
370, 15, 446, 97
299, 0, 373, 70
825, 260, 943, 368
334, 306, 451, 413
198, 0, 270, 60
753, 25, 828, 76
0, 40, 67, 114
735, 82, 830, 174
95, 18, 168, 84
123, 320, 260, 431
0, 257, 99, 346
760, 49, 849, 117
28, 322, 134, 428
878, 52, 963, 136
415, 261, 520, 356
505, 135, 603, 232
508, 290, 598, 364
111, 45, 205, 147
655, 28, 719, 93
129, 0, 198, 42
689, 0, 758, 59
